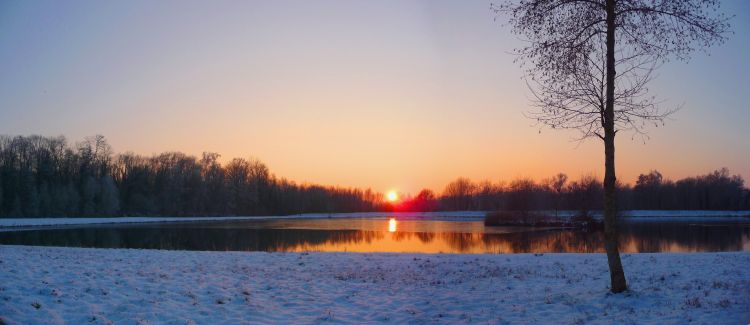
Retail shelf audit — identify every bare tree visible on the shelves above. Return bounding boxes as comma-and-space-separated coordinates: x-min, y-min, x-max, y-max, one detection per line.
544, 173, 568, 216
443, 178, 476, 210
494, 0, 731, 293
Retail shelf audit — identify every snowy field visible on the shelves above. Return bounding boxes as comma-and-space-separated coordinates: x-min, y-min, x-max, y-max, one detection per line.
1, 246, 748, 324
0, 210, 748, 229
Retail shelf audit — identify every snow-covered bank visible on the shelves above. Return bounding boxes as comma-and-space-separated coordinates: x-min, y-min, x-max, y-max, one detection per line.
0, 216, 281, 228
0, 246, 748, 324
616, 210, 750, 222
0, 210, 747, 229
505, 210, 750, 222
336, 210, 750, 222
619, 210, 750, 217
0, 211, 485, 228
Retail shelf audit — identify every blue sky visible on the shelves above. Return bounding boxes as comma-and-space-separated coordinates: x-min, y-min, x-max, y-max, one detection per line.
1, 0, 748, 193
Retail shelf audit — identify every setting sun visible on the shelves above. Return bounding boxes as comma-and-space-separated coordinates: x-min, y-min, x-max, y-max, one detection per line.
0, 1, 746, 323
386, 191, 399, 202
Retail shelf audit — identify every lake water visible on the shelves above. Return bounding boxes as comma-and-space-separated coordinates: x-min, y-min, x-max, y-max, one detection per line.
1, 217, 749, 253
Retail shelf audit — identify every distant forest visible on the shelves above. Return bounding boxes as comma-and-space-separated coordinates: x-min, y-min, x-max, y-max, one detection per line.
0, 135, 748, 218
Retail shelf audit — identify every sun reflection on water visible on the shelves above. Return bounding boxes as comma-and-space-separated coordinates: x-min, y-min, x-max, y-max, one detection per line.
388, 218, 397, 233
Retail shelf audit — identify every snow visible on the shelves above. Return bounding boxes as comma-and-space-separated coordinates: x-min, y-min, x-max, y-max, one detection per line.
618, 210, 750, 217
0, 210, 747, 229
0, 212, 486, 229
0, 216, 284, 228
615, 210, 750, 222
1, 245, 748, 324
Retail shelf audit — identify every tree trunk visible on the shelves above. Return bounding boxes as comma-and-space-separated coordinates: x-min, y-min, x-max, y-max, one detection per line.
604, 0, 627, 293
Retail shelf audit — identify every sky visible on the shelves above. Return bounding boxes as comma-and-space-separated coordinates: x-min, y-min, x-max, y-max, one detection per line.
1, 0, 749, 194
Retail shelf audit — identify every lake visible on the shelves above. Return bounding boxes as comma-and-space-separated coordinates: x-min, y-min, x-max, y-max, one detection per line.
1, 217, 748, 253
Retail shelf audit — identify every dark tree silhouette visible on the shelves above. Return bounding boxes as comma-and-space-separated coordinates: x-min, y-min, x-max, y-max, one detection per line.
443, 178, 476, 210
1, 135, 747, 220
495, 0, 731, 292
544, 173, 568, 216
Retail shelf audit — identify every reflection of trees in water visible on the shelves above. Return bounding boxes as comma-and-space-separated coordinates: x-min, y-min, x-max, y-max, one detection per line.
442, 233, 485, 252
390, 231, 438, 244
470, 223, 750, 253
383, 223, 750, 253
477, 230, 603, 253
0, 227, 378, 251
0, 222, 748, 253
620, 223, 750, 252
415, 232, 436, 244
399, 230, 605, 253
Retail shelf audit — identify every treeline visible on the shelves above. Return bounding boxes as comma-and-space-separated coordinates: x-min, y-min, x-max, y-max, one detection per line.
0, 135, 381, 217
397, 169, 750, 212
1, 135, 748, 218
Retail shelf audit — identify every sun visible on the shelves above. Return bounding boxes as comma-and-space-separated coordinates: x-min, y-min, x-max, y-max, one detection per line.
386, 190, 398, 202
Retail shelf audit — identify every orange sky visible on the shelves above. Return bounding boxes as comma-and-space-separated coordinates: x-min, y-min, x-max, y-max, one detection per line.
1, 1, 748, 194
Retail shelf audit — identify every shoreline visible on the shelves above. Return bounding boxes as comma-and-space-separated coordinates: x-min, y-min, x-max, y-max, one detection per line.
1, 210, 749, 229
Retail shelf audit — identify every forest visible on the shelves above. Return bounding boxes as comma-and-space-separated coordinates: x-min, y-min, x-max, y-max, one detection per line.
1, 135, 748, 217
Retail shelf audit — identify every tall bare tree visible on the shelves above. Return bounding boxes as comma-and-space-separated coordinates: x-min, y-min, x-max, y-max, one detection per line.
495, 0, 731, 292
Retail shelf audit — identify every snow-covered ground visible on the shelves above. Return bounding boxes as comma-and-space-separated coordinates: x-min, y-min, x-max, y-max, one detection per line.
0, 210, 748, 229
0, 245, 748, 324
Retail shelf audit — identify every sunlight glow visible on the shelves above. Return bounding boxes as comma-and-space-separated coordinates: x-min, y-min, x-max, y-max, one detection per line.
386, 191, 399, 202
388, 218, 397, 233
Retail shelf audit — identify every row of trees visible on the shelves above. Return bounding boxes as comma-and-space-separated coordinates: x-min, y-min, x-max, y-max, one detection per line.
0, 135, 381, 217
395, 169, 749, 212
1, 135, 747, 218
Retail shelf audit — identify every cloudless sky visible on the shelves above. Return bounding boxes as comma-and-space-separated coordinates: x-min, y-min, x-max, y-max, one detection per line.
1, 0, 749, 194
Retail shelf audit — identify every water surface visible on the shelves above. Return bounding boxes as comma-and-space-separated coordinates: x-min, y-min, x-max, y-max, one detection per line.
1, 217, 748, 253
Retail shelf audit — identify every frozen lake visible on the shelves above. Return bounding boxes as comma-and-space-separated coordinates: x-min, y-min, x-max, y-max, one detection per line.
1, 217, 749, 253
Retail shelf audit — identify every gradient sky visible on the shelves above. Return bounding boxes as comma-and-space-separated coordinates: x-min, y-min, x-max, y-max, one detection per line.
1, 0, 749, 194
